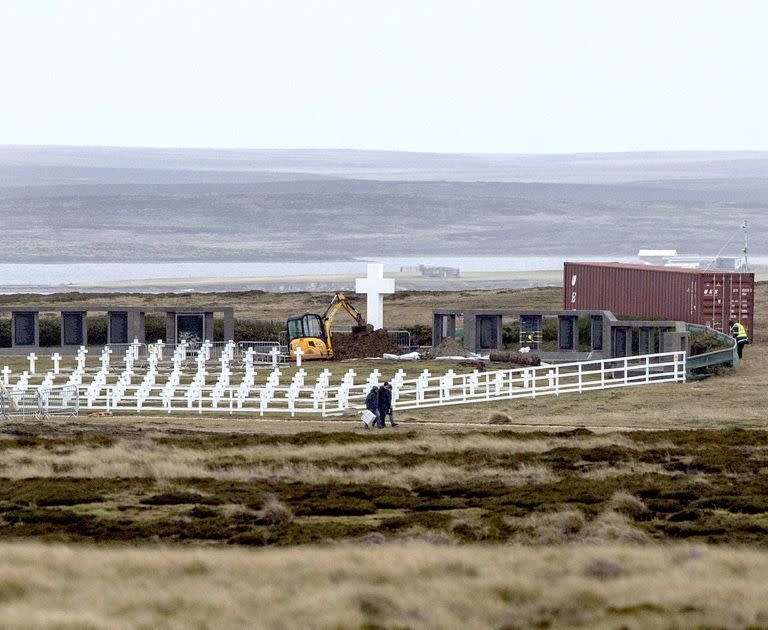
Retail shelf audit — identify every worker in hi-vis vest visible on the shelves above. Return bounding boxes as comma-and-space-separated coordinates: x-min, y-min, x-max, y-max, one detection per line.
729, 319, 749, 359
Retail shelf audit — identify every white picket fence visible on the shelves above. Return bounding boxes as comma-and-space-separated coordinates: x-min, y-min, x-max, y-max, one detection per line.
73, 350, 685, 417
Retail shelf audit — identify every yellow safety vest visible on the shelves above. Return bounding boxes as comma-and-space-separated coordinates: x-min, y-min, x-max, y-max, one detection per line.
732, 322, 748, 340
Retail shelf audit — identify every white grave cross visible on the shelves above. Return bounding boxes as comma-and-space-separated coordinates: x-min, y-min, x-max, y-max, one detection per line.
27, 352, 38, 375
1, 366, 10, 386
355, 263, 395, 331
51, 352, 62, 375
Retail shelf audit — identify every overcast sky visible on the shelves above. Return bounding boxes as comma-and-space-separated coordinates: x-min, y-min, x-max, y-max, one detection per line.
1, 1, 766, 153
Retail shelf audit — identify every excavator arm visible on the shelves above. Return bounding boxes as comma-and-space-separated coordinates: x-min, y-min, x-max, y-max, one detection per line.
321, 292, 368, 356
286, 292, 368, 361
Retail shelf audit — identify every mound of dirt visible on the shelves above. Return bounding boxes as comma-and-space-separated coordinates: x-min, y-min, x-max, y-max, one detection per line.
332, 330, 401, 360
430, 337, 472, 358
488, 350, 541, 367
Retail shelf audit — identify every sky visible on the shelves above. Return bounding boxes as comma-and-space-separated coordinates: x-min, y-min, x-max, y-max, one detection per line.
0, 1, 766, 153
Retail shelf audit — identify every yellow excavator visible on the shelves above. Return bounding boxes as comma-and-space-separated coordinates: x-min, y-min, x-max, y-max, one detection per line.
286, 292, 371, 360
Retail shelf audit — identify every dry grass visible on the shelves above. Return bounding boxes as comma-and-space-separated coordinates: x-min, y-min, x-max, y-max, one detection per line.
0, 542, 767, 629
0, 433, 630, 483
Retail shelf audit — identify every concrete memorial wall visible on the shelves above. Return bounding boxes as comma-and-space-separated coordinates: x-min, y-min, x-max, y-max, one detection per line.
0, 306, 234, 355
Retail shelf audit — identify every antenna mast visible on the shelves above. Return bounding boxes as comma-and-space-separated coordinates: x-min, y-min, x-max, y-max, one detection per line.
742, 220, 749, 271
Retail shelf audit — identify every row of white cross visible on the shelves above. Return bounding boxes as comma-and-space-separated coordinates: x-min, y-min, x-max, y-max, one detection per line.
2, 338, 445, 407
10, 339, 288, 382
0, 338, 687, 417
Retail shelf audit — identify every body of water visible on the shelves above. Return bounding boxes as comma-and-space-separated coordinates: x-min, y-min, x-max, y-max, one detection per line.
0, 256, 639, 286
0, 255, 759, 290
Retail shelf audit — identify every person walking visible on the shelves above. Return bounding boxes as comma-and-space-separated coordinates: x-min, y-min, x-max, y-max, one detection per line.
378, 382, 397, 427
729, 319, 749, 359
364, 385, 381, 429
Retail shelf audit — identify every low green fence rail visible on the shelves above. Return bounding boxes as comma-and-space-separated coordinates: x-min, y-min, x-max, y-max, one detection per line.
686, 324, 738, 374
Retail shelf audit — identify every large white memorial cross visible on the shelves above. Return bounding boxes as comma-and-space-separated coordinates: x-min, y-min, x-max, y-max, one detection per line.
355, 263, 395, 331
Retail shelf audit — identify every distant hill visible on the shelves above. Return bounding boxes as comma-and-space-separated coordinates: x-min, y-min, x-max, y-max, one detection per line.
0, 147, 764, 262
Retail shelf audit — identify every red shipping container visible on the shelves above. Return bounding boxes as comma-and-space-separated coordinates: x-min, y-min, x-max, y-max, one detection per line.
564, 262, 755, 337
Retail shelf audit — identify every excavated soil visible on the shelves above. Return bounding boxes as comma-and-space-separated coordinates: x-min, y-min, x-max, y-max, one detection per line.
488, 350, 541, 366
430, 337, 472, 358
331, 330, 401, 360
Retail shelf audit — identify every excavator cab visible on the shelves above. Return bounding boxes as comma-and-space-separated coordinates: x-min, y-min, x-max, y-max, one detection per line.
286, 314, 331, 360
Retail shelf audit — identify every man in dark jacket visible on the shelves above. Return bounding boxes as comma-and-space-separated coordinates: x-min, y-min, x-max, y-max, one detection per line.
364, 386, 380, 429
378, 382, 397, 427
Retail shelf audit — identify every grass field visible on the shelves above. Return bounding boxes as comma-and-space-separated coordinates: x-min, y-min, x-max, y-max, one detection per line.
2, 542, 768, 629
0, 284, 764, 628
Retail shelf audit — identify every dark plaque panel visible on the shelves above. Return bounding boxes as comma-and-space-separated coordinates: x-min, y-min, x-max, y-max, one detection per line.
591, 316, 604, 351
558, 316, 576, 351
62, 313, 85, 346
177, 314, 204, 343
612, 327, 628, 357
109, 312, 129, 344
13, 313, 36, 346
478, 316, 498, 350
639, 328, 652, 355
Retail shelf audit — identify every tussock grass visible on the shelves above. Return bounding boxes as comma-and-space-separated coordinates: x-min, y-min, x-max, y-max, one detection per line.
0, 428, 766, 545
0, 542, 766, 629
488, 412, 512, 425
606, 492, 649, 518
0, 433, 635, 481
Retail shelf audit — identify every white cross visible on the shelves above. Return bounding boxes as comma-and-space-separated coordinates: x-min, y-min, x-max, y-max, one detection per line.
294, 346, 303, 367
51, 352, 62, 375
27, 352, 38, 375
270, 346, 280, 367
1, 366, 10, 386
355, 263, 395, 331
76, 348, 88, 371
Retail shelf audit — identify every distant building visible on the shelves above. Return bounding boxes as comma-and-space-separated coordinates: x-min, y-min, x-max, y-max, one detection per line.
419, 265, 460, 278
638, 249, 678, 265
638, 249, 739, 271
399, 265, 460, 278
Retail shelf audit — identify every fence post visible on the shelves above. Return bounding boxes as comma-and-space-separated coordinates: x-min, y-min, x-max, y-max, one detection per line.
624, 357, 629, 385
645, 355, 650, 383
577, 363, 582, 393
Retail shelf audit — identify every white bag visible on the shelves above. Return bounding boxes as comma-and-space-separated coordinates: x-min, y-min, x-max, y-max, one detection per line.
361, 409, 376, 427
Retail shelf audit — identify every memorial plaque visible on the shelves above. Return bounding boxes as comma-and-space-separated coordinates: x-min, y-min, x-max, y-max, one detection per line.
639, 327, 653, 355
612, 327, 629, 357
13, 312, 36, 346
477, 316, 499, 350
558, 316, 577, 351
109, 312, 129, 344
62, 312, 85, 346
176, 314, 204, 343
591, 316, 604, 351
